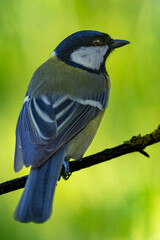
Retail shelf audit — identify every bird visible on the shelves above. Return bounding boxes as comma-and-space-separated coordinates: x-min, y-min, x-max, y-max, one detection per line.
14, 30, 130, 223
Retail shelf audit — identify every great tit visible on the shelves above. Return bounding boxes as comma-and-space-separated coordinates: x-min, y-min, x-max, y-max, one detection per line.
14, 30, 130, 223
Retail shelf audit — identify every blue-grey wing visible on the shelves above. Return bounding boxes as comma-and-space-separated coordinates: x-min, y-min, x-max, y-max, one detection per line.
14, 91, 107, 172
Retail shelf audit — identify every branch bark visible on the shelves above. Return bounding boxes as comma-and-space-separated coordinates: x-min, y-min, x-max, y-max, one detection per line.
0, 125, 160, 195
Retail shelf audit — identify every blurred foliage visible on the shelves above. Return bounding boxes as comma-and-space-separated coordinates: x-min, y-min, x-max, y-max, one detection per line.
0, 0, 160, 239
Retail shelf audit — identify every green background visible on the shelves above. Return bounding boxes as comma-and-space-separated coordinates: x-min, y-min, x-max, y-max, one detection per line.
0, 0, 160, 239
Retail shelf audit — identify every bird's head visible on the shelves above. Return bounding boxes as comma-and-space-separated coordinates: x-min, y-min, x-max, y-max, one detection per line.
52, 30, 130, 73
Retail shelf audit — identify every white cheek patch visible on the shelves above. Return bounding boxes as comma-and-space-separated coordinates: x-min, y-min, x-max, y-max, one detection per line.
70, 45, 109, 70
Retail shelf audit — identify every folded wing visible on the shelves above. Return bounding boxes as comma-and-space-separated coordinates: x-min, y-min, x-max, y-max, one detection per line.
14, 90, 107, 172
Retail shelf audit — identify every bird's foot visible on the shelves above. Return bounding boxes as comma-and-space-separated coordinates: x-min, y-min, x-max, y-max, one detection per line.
61, 158, 72, 180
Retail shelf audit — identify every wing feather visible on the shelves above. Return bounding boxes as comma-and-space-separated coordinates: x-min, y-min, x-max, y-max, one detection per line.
14, 89, 107, 170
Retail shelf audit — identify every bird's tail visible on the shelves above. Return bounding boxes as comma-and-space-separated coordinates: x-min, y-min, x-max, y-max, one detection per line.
14, 145, 67, 223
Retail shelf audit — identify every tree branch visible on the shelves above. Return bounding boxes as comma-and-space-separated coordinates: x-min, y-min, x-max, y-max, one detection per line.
0, 125, 160, 195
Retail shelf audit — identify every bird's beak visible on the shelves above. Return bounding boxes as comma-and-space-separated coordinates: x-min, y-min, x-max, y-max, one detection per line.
111, 39, 130, 49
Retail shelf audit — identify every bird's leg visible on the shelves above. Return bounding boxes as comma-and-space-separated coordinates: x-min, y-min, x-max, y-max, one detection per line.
60, 157, 72, 180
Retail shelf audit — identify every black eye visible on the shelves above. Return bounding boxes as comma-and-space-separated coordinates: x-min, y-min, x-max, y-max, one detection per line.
93, 38, 102, 46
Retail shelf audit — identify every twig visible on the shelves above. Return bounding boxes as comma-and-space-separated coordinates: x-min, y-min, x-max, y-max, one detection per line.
0, 125, 160, 195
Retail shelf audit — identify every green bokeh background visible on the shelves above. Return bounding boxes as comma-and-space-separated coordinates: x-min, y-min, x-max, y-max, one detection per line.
0, 0, 160, 239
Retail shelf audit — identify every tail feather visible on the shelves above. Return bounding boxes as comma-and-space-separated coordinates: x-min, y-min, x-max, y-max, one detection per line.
14, 145, 67, 223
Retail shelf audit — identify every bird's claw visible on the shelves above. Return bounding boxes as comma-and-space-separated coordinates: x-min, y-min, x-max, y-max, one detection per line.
61, 158, 72, 180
